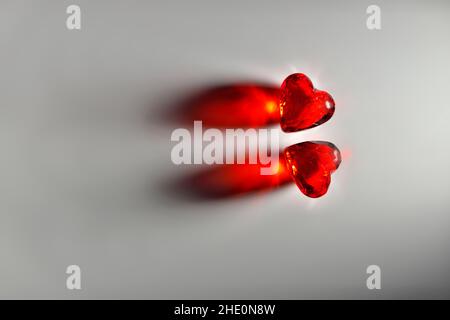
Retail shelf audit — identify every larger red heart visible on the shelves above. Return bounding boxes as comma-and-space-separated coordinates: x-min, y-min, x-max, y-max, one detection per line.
279, 73, 335, 132
284, 141, 341, 198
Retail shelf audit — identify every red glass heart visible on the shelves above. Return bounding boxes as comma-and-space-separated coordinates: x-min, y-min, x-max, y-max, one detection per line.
284, 141, 341, 198
279, 73, 335, 132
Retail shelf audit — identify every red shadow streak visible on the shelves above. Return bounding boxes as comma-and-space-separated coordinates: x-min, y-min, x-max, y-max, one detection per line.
156, 81, 291, 201
162, 83, 280, 128
167, 153, 293, 201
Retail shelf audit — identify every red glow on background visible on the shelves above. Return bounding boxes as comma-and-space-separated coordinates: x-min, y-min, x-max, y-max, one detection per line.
168, 84, 280, 128
177, 154, 291, 199
341, 148, 352, 161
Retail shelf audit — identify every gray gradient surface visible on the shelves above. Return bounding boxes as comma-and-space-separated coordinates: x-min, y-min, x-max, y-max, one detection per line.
1, 0, 450, 299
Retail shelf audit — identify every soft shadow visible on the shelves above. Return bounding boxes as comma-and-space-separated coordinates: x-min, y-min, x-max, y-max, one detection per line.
156, 82, 280, 128
163, 155, 293, 202
153, 80, 294, 203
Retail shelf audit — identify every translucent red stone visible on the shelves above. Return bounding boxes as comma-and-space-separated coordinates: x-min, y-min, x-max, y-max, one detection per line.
279, 73, 335, 132
284, 141, 341, 198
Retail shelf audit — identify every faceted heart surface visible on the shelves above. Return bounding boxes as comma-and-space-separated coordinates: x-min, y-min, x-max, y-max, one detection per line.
279, 73, 335, 132
284, 141, 341, 198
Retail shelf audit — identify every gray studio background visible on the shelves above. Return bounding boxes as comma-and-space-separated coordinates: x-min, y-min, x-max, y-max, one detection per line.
1, 0, 450, 299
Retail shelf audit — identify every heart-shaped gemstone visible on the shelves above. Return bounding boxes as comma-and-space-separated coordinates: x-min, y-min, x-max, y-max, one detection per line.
279, 73, 335, 132
284, 141, 341, 198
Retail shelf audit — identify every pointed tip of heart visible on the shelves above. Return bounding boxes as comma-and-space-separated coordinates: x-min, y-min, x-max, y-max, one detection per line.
279, 73, 335, 133
284, 141, 341, 198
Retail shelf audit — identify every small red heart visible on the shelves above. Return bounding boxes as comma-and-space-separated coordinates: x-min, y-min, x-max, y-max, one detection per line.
284, 141, 341, 198
280, 73, 335, 132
